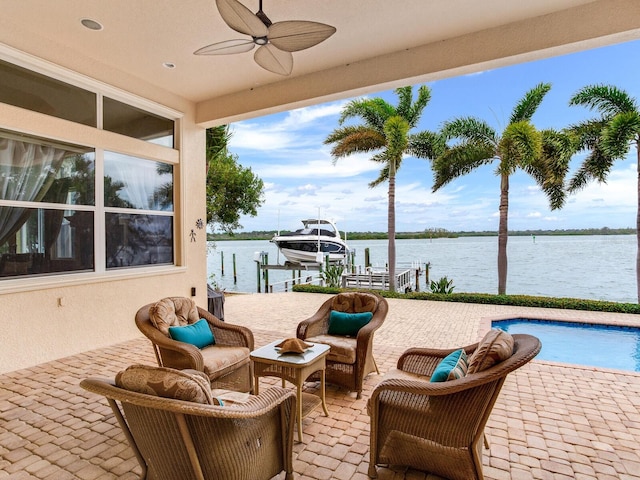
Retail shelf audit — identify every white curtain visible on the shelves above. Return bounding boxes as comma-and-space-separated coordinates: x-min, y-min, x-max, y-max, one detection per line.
104, 152, 166, 210
0, 137, 67, 246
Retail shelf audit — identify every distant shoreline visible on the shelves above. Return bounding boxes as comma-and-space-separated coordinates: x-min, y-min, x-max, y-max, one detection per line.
208, 227, 635, 241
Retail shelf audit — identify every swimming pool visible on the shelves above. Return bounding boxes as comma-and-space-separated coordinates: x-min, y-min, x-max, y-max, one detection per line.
493, 318, 640, 372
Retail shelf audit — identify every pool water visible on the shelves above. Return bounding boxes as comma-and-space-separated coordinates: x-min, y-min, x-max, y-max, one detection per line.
493, 318, 640, 372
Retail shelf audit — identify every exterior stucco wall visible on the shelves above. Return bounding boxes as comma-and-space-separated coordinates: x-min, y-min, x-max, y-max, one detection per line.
0, 52, 208, 374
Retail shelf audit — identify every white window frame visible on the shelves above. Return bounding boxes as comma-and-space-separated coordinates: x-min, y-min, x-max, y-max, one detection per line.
0, 45, 185, 294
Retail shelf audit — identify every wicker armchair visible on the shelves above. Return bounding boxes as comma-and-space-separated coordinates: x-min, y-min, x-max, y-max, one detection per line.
81, 369, 296, 480
296, 291, 389, 399
136, 297, 254, 392
367, 333, 541, 480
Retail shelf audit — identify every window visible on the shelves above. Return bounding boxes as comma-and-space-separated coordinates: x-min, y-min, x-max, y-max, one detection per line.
0, 131, 96, 277
104, 152, 174, 269
0, 59, 97, 126
103, 97, 174, 147
0, 57, 179, 280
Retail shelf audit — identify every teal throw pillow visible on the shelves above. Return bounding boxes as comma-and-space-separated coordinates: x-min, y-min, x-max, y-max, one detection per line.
430, 349, 468, 382
327, 310, 373, 336
169, 318, 215, 349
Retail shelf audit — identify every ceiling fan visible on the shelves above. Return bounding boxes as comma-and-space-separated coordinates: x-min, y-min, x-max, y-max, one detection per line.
194, 0, 336, 76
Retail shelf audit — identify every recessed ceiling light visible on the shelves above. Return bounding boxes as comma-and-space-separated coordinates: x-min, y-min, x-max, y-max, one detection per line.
163, 62, 176, 69
81, 18, 103, 31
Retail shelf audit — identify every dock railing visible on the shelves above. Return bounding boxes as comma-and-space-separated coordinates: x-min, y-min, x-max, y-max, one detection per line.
341, 268, 413, 292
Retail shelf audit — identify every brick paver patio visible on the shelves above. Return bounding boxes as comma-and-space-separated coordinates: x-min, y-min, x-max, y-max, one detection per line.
1, 292, 640, 479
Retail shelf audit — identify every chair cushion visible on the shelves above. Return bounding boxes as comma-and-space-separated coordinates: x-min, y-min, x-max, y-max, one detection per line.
467, 329, 514, 374
328, 310, 373, 336
148, 297, 200, 336
115, 364, 215, 404
430, 349, 468, 382
210, 388, 252, 406
306, 334, 357, 364
169, 318, 215, 349
201, 345, 251, 380
331, 292, 378, 313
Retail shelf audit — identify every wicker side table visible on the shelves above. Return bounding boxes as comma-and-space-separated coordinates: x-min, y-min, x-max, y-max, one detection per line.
251, 339, 330, 442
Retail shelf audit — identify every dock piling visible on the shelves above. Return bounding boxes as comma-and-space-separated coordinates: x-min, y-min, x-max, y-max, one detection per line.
233, 253, 237, 284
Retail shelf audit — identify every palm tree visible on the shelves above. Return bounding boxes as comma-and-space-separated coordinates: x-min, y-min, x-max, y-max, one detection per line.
432, 83, 571, 294
567, 84, 640, 302
325, 85, 442, 291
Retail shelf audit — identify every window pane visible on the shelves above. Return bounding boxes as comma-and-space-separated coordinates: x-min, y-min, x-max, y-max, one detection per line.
104, 152, 173, 211
0, 59, 96, 126
0, 131, 95, 206
103, 97, 174, 147
0, 207, 94, 277
105, 213, 173, 268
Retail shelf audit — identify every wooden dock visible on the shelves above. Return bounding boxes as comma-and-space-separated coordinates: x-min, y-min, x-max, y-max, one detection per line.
341, 268, 413, 292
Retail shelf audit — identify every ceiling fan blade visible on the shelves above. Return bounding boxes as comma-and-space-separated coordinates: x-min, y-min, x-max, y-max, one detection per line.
194, 39, 255, 55
215, 0, 268, 37
268, 21, 336, 52
254, 44, 293, 75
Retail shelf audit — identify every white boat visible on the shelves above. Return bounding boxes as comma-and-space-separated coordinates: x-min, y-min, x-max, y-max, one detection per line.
271, 219, 348, 265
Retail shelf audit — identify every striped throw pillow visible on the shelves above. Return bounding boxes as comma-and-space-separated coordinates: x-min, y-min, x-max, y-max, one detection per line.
467, 329, 514, 374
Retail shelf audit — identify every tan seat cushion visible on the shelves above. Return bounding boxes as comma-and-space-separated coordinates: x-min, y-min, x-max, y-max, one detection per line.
306, 334, 357, 364
115, 364, 215, 404
467, 329, 514, 374
148, 297, 200, 336
366, 368, 430, 415
201, 345, 251, 380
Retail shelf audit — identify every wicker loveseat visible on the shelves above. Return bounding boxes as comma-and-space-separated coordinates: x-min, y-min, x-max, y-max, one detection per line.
81, 365, 296, 480
367, 332, 541, 479
136, 297, 254, 393
296, 291, 388, 399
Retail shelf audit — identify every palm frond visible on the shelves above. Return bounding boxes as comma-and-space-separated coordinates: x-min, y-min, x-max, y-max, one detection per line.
394, 86, 413, 120
528, 129, 574, 210
564, 119, 607, 151
408, 85, 432, 128
338, 98, 394, 131
432, 143, 495, 191
567, 151, 613, 191
510, 82, 551, 123
369, 162, 390, 188
497, 121, 542, 173
441, 116, 497, 146
567, 162, 597, 192
569, 84, 637, 117
325, 125, 385, 161
407, 130, 447, 159
602, 111, 640, 158
384, 116, 409, 158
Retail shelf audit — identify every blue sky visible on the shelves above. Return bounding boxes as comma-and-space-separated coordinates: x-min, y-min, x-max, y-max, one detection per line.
228, 39, 640, 234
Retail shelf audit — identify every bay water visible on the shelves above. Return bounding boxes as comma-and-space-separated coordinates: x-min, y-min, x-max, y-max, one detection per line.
207, 234, 636, 303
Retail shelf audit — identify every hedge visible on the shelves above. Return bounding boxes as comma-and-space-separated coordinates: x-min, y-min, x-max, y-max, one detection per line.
291, 284, 640, 314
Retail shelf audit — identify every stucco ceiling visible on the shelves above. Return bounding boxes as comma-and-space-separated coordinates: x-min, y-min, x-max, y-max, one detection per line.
1, 0, 640, 125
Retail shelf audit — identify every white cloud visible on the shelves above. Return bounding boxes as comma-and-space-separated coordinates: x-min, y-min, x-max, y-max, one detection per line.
228, 100, 351, 152
252, 153, 383, 179
279, 102, 348, 128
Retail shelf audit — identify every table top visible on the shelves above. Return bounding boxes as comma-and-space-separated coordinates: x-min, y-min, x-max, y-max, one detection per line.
251, 339, 330, 366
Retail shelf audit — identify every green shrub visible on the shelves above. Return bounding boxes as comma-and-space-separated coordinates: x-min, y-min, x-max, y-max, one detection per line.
291, 284, 640, 314
430, 276, 454, 294
321, 265, 344, 288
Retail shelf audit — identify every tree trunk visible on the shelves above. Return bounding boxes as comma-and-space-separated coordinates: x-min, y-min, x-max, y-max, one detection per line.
636, 146, 640, 303
388, 166, 396, 292
497, 172, 509, 295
